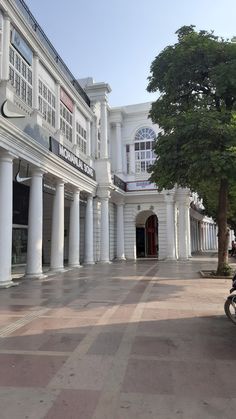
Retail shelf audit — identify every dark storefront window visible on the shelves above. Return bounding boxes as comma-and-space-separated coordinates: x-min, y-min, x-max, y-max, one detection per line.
13, 182, 29, 225
12, 182, 29, 265
12, 228, 28, 264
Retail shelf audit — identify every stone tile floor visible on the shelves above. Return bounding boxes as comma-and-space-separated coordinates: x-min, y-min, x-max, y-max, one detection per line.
0, 255, 235, 418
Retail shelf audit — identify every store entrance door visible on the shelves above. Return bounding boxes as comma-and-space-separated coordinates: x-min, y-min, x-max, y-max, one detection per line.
136, 211, 158, 258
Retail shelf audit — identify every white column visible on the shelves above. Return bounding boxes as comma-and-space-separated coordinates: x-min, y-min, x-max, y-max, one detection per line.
210, 224, 213, 249
100, 100, 108, 158
214, 225, 218, 249
165, 194, 176, 260
186, 205, 191, 257
25, 168, 44, 278
50, 179, 64, 270
32, 54, 39, 110
115, 122, 123, 173
2, 14, 10, 80
68, 188, 80, 268
100, 197, 110, 263
201, 223, 204, 250
84, 195, 94, 264
0, 152, 14, 287
129, 144, 135, 174
203, 223, 206, 250
178, 200, 189, 260
207, 224, 210, 250
116, 203, 125, 260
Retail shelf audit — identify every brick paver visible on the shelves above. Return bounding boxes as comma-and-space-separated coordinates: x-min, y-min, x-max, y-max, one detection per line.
0, 255, 235, 418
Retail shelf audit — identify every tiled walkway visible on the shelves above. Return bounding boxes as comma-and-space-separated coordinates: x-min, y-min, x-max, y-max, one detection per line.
0, 255, 235, 418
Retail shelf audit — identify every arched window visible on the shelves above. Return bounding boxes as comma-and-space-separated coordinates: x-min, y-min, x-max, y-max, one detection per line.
134, 127, 156, 173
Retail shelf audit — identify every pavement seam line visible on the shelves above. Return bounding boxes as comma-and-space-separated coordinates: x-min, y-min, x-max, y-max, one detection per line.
91, 272, 157, 419
47, 263, 158, 390
0, 349, 72, 356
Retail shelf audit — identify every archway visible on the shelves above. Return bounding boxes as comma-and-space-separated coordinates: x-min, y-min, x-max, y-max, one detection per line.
136, 211, 158, 258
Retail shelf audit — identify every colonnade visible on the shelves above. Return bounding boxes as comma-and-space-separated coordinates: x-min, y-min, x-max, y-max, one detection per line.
190, 218, 218, 252
0, 152, 127, 287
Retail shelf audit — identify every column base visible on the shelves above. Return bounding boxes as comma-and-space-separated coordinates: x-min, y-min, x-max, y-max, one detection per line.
115, 257, 126, 261
83, 261, 95, 265
49, 267, 65, 272
0, 280, 18, 289
99, 260, 112, 264
68, 264, 82, 269
24, 272, 48, 280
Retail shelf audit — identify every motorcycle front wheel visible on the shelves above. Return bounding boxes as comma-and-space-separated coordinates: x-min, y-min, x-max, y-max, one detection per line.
224, 297, 236, 325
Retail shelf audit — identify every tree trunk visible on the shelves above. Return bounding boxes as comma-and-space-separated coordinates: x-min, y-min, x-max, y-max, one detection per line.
217, 178, 229, 275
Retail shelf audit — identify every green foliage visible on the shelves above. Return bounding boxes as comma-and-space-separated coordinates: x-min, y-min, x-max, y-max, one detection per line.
147, 26, 236, 226
217, 263, 232, 277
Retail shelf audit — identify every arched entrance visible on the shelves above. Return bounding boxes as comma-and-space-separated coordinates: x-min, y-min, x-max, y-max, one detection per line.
136, 211, 158, 258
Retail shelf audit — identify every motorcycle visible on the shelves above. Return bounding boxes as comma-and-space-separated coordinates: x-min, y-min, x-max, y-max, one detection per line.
224, 272, 236, 325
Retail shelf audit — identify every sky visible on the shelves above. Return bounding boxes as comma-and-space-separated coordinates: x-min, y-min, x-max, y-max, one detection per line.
25, 0, 236, 107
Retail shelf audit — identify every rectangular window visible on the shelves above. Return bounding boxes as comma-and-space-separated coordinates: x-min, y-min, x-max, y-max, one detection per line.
76, 122, 87, 154
97, 130, 101, 158
60, 102, 73, 141
126, 144, 130, 174
9, 46, 32, 107
9, 67, 14, 85
135, 140, 155, 173
38, 79, 56, 128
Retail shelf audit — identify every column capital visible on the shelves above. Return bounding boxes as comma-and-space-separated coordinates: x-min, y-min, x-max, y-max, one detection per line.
100, 98, 108, 106
164, 192, 175, 204
54, 177, 65, 187
3, 12, 11, 21
0, 151, 17, 162
97, 187, 111, 200
72, 186, 80, 194
117, 201, 124, 207
31, 167, 46, 177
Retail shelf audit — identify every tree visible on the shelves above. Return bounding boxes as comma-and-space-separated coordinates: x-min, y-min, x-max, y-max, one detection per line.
147, 25, 236, 275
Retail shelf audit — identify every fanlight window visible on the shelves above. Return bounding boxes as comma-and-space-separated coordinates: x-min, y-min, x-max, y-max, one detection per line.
134, 127, 156, 173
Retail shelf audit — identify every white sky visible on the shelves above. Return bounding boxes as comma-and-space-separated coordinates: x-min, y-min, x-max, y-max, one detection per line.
25, 0, 236, 106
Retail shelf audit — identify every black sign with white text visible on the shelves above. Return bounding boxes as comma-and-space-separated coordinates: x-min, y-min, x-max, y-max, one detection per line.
49, 137, 96, 180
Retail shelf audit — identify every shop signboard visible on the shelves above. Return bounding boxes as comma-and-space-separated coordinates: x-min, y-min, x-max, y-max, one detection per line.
113, 175, 126, 191
49, 137, 96, 180
60, 88, 74, 112
11, 29, 33, 65
126, 180, 157, 192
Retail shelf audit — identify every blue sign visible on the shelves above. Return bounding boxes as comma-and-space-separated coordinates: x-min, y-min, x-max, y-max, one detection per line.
11, 29, 33, 65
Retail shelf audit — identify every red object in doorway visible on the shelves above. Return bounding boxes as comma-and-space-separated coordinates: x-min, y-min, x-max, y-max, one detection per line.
146, 215, 157, 256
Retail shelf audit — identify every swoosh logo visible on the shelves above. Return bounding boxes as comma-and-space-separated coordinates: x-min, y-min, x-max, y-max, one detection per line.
2, 100, 25, 118
15, 173, 31, 183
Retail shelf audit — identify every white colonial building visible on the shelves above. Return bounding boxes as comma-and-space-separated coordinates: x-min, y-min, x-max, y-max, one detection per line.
0, 0, 219, 287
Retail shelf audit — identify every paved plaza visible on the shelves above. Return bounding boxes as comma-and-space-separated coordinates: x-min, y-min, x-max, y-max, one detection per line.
0, 255, 235, 418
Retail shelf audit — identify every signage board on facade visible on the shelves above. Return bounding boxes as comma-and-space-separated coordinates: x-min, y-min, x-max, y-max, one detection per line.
126, 180, 157, 192
113, 175, 126, 192
49, 137, 96, 180
11, 29, 33, 65
60, 88, 74, 113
